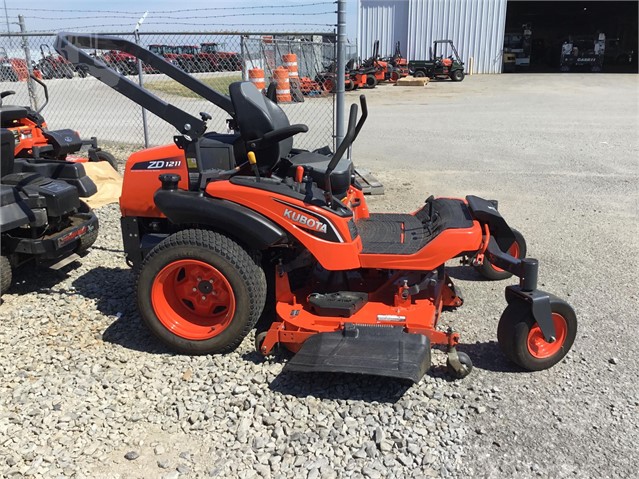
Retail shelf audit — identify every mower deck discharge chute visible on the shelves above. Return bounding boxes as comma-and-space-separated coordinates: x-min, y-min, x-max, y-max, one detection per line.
56, 33, 577, 382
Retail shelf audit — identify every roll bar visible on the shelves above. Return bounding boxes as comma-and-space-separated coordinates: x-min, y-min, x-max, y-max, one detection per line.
54, 32, 235, 138
31, 74, 49, 115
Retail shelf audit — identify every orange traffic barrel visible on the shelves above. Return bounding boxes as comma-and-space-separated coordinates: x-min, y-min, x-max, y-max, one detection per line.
273, 67, 291, 103
282, 53, 298, 78
248, 68, 266, 91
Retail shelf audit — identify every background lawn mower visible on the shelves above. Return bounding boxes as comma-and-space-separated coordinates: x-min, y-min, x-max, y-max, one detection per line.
0, 128, 99, 298
37, 44, 78, 80
0, 74, 117, 174
57, 32, 577, 382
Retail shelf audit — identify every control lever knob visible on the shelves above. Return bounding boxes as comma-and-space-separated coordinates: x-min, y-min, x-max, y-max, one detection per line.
159, 174, 181, 191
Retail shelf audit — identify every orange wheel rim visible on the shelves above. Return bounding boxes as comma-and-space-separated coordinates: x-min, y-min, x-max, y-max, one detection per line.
527, 313, 567, 359
491, 241, 520, 273
151, 259, 236, 340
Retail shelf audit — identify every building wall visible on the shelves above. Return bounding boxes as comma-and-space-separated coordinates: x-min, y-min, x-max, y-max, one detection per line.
359, 0, 508, 73
358, 0, 409, 60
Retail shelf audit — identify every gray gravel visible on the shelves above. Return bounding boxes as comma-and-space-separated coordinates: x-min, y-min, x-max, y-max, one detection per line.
1, 74, 638, 478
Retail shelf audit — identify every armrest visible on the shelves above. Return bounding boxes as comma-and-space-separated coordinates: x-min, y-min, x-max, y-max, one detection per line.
0, 91, 15, 99
261, 124, 308, 144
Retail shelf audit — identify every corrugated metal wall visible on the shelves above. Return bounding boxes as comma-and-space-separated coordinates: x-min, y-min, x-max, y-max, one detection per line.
359, 0, 508, 74
358, 0, 409, 60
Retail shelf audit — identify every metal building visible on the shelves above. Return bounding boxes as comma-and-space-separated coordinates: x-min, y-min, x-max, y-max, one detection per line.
358, 1, 638, 74
358, 0, 508, 74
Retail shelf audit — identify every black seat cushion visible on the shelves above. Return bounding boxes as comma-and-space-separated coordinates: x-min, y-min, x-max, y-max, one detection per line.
229, 81, 293, 173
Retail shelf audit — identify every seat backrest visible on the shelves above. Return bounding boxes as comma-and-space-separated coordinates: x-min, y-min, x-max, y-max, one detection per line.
1, 128, 15, 178
229, 81, 293, 172
0, 106, 28, 127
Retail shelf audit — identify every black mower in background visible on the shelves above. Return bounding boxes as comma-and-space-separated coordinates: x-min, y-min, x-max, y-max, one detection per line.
0, 129, 99, 298
409, 40, 465, 81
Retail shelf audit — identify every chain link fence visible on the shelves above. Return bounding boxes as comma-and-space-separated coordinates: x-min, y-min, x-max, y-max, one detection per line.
0, 31, 348, 151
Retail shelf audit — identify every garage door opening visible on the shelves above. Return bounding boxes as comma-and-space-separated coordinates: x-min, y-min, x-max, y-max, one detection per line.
504, 1, 638, 73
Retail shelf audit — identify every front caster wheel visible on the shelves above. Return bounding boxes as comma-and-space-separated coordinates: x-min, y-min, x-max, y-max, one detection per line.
474, 228, 526, 280
254, 331, 278, 358
446, 348, 473, 379
497, 297, 577, 371
255, 331, 268, 355
137, 229, 266, 355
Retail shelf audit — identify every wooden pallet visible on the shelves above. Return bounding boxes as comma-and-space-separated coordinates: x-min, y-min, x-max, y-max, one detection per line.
354, 168, 384, 195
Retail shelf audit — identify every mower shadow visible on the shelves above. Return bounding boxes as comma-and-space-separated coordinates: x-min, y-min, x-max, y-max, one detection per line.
9, 259, 85, 296
72, 266, 170, 355
267, 369, 412, 403
456, 341, 521, 374
445, 265, 488, 281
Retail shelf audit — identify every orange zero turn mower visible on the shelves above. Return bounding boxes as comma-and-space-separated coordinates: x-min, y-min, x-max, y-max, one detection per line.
56, 32, 577, 382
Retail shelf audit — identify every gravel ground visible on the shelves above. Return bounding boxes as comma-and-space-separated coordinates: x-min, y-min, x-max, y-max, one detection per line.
1, 74, 638, 478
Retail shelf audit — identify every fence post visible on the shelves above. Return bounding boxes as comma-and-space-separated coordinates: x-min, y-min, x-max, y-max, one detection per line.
335, 0, 346, 153
240, 35, 247, 81
18, 15, 38, 111
134, 13, 149, 148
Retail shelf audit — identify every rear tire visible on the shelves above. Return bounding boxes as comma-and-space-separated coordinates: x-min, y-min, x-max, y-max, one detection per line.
137, 229, 267, 355
94, 150, 118, 171
450, 69, 465, 82
413, 70, 426, 78
474, 228, 526, 280
497, 298, 577, 371
1, 255, 12, 297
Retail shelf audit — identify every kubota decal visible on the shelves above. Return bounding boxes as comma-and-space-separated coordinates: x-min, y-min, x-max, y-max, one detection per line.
283, 208, 327, 233
274, 199, 343, 243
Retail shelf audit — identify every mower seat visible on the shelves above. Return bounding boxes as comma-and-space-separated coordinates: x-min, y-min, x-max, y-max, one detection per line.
0, 106, 28, 126
228, 81, 353, 196
229, 81, 293, 173
12, 158, 97, 198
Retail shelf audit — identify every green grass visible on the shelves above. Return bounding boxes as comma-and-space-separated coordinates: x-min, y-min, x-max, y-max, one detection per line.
145, 74, 242, 98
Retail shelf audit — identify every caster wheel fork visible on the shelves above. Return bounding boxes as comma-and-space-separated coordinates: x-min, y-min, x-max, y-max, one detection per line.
446, 347, 473, 379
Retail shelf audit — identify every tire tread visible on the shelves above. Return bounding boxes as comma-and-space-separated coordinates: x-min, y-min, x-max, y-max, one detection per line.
138, 229, 266, 354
